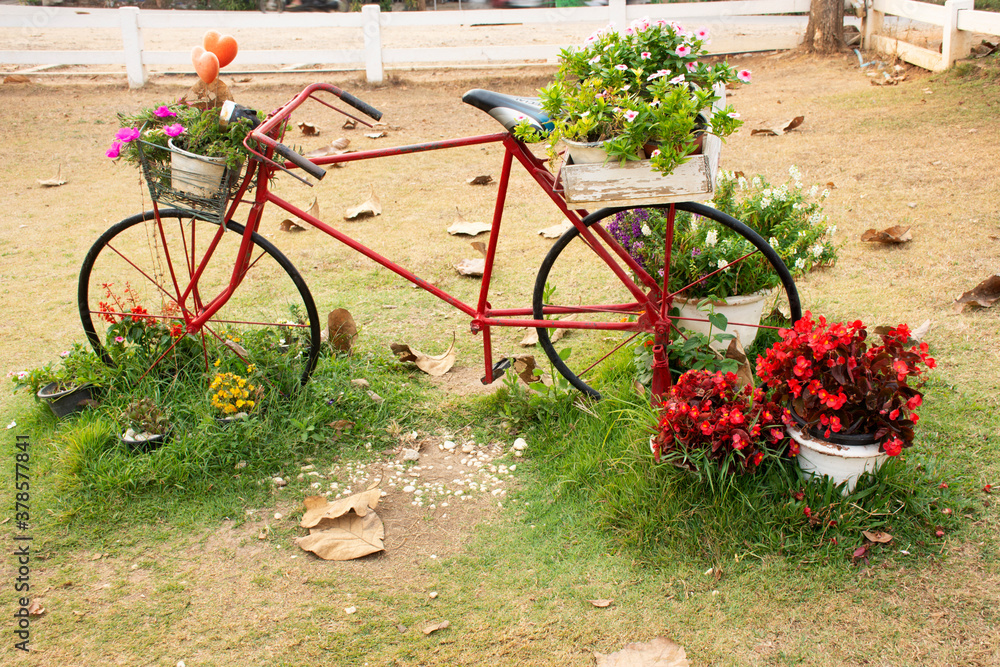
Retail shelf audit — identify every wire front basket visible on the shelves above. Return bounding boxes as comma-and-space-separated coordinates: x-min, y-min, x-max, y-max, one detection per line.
137, 135, 246, 225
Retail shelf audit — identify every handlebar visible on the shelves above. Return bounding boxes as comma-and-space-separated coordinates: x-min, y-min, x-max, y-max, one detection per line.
249, 83, 384, 182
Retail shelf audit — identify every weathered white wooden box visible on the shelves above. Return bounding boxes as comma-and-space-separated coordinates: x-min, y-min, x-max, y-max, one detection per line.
558, 85, 725, 209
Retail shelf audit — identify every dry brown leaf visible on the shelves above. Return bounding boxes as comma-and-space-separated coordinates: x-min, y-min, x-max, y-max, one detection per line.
295, 511, 385, 560
954, 275, 1000, 312
910, 319, 932, 342
594, 636, 689, 667
447, 208, 492, 236
861, 225, 912, 244
519, 315, 576, 346
365, 131, 387, 139
179, 78, 232, 109
234, 75, 254, 83
467, 175, 493, 185
519, 329, 539, 346
297, 121, 320, 136
304, 138, 350, 158
27, 600, 45, 617
4, 74, 31, 84
751, 116, 804, 136
538, 220, 574, 238
329, 419, 355, 431
327, 308, 358, 352
589, 599, 614, 608
345, 186, 382, 220
422, 620, 450, 635
724, 336, 754, 389
862, 530, 893, 544
389, 336, 457, 376
343, 118, 358, 130
279, 219, 307, 232
511, 355, 546, 385
37, 167, 66, 187
224, 339, 248, 357
470, 241, 488, 257
301, 490, 381, 528
455, 258, 485, 276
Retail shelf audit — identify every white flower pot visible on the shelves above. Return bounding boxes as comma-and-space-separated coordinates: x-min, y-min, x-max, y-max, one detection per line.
674, 289, 770, 350
168, 138, 228, 198
787, 423, 886, 494
563, 138, 612, 165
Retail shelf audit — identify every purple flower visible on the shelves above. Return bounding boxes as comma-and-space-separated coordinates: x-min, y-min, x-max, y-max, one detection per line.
153, 106, 176, 118
692, 248, 702, 257
164, 123, 185, 138
106, 141, 123, 158
115, 127, 141, 143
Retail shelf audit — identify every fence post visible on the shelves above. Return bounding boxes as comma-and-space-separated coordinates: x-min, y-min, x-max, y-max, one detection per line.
119, 6, 146, 89
863, 0, 883, 51
362, 4, 383, 84
941, 0, 973, 69
609, 0, 627, 31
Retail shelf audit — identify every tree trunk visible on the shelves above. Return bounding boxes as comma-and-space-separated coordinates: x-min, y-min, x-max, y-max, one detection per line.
802, 0, 845, 54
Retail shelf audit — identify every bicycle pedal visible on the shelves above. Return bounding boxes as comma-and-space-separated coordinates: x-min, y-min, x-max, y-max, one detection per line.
482, 357, 511, 384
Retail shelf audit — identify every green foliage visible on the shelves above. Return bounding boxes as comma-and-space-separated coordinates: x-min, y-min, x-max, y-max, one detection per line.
122, 397, 172, 436
8, 343, 112, 395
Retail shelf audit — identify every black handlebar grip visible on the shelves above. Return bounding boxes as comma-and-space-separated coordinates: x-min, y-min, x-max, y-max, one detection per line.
340, 91, 383, 122
273, 142, 326, 180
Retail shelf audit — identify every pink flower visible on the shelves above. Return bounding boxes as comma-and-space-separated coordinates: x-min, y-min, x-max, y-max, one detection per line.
686, 61, 697, 72
115, 336, 125, 343
624, 27, 636, 37
164, 123, 185, 137
649, 149, 661, 157
675, 44, 691, 57
153, 105, 176, 118
669, 74, 686, 85
737, 69, 752, 83
115, 126, 140, 143
647, 68, 670, 81
615, 64, 628, 71
696, 27, 709, 39
106, 141, 123, 159
640, 51, 651, 60
623, 109, 639, 122
589, 55, 601, 64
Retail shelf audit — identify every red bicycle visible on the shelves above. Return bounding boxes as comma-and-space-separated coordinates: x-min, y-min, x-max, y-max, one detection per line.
79, 83, 800, 398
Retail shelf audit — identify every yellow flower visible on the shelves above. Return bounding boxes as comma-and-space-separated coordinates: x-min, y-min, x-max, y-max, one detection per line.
236, 399, 244, 408
247, 400, 255, 408
223, 404, 236, 414
246, 364, 256, 373
214, 358, 221, 367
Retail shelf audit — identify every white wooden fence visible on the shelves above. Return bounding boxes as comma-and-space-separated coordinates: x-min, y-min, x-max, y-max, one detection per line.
0, 0, 811, 87
864, 0, 1000, 71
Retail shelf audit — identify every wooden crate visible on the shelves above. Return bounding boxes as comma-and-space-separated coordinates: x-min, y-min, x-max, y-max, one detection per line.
559, 84, 725, 209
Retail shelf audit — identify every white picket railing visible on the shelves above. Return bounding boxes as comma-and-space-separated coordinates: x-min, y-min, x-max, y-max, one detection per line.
0, 0, 811, 87
864, 0, 1000, 72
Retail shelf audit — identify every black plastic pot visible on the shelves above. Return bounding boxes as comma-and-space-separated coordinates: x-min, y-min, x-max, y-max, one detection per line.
788, 409, 877, 447
37, 382, 95, 419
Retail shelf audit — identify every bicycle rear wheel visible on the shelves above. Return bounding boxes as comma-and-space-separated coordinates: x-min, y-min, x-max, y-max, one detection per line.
79, 209, 321, 390
532, 202, 801, 399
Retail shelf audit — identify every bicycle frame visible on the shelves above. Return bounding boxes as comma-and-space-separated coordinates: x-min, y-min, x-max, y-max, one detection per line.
158, 84, 679, 385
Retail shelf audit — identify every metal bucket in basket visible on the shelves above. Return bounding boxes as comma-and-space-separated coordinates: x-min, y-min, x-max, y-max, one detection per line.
168, 139, 229, 198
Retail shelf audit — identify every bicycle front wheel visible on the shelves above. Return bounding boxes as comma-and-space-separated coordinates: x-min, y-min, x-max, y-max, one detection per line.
79, 209, 321, 390
532, 203, 801, 399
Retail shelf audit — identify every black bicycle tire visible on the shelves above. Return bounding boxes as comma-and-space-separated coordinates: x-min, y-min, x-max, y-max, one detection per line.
532, 202, 802, 399
78, 209, 321, 387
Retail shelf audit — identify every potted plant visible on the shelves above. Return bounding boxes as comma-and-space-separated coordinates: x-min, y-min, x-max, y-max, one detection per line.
606, 167, 838, 346
652, 369, 787, 473
755, 313, 936, 491
210, 370, 257, 423
106, 102, 257, 199
8, 346, 108, 419
121, 397, 173, 452
519, 18, 748, 176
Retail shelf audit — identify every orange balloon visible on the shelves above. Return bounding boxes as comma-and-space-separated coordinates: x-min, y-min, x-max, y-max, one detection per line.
203, 30, 238, 69
191, 46, 220, 85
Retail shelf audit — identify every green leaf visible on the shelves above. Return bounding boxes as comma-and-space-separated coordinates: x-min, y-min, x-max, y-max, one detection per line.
708, 312, 728, 331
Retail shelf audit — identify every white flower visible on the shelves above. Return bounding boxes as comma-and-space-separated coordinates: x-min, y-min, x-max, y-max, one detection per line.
798, 230, 807, 237
737, 177, 748, 190
717, 259, 729, 270
641, 223, 652, 237
705, 229, 718, 246
808, 212, 824, 225
751, 175, 763, 188
829, 225, 838, 235
794, 258, 806, 270
811, 244, 825, 258
760, 198, 771, 208
809, 184, 819, 198
768, 236, 778, 247
821, 189, 831, 199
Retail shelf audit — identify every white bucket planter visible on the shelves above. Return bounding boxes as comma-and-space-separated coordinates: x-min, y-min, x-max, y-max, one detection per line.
787, 423, 886, 494
168, 139, 228, 198
674, 289, 770, 350
563, 138, 612, 165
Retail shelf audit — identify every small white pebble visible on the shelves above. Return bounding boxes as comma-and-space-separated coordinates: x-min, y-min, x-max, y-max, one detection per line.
513, 438, 527, 451
429, 591, 438, 599
403, 485, 416, 493
345, 606, 357, 614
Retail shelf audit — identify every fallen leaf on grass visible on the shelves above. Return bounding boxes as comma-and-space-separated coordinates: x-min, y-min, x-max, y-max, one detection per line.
589, 599, 613, 608
365, 131, 386, 139
594, 636, 689, 667
724, 336, 754, 389
447, 208, 492, 236
326, 308, 358, 352
328, 419, 355, 431
301, 491, 381, 529
470, 241, 487, 257
862, 530, 893, 544
297, 121, 320, 136
512, 355, 549, 386
390, 335, 457, 376
538, 220, 574, 238
860, 225, 912, 244
27, 601, 45, 617
852, 543, 870, 563
455, 258, 485, 276
279, 219, 307, 232
751, 116, 804, 136
343, 118, 357, 130
422, 620, 450, 635
953, 275, 1000, 312
873, 319, 930, 345
295, 511, 385, 560
37, 167, 67, 187
303, 137, 350, 158
344, 186, 382, 220
467, 175, 493, 185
